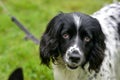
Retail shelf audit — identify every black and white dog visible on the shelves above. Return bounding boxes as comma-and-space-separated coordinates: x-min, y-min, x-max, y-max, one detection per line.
40, 2, 120, 80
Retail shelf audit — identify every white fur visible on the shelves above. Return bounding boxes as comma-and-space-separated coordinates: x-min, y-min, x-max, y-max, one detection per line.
53, 64, 81, 80
73, 14, 81, 29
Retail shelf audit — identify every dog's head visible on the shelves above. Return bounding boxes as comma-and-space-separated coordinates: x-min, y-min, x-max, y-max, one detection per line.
40, 12, 106, 72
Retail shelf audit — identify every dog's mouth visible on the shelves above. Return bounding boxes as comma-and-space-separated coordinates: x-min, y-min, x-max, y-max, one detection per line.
66, 64, 79, 69
64, 58, 80, 70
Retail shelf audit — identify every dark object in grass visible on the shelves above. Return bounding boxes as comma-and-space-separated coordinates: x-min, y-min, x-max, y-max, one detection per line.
8, 68, 24, 80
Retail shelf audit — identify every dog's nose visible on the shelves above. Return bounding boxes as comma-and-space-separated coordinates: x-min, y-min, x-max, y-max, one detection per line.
69, 51, 81, 63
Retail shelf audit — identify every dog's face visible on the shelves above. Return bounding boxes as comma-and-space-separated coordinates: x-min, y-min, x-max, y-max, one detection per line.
40, 12, 106, 72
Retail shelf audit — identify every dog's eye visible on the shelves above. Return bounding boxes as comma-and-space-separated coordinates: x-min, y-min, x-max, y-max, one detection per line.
84, 36, 90, 42
62, 33, 70, 39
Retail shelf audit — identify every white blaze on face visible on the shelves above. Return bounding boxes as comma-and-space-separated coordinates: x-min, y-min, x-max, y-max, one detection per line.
73, 14, 81, 29
72, 13, 82, 54
72, 14, 82, 55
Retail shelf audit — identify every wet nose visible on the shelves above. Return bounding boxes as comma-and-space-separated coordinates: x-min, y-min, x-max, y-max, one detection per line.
69, 50, 81, 63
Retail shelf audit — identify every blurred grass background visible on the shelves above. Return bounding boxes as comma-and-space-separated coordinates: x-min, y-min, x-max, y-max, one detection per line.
0, 0, 117, 80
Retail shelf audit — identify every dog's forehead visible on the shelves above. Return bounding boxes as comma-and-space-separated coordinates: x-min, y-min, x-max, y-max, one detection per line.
59, 13, 95, 31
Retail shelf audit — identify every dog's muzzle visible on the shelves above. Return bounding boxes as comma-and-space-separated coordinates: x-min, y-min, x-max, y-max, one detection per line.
64, 47, 84, 69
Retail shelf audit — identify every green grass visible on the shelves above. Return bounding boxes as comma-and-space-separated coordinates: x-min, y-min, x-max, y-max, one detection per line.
0, 0, 116, 80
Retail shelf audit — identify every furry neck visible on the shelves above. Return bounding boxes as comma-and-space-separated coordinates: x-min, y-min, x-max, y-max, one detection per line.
52, 63, 92, 80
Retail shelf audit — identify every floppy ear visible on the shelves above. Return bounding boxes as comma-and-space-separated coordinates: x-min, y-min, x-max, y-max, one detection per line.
40, 13, 63, 66
8, 68, 23, 80
88, 18, 106, 72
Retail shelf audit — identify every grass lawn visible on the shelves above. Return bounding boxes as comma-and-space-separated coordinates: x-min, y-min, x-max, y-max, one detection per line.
0, 0, 115, 80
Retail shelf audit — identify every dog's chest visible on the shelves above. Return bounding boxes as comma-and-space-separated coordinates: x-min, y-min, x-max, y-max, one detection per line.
52, 64, 99, 80
54, 70, 80, 80
52, 64, 86, 80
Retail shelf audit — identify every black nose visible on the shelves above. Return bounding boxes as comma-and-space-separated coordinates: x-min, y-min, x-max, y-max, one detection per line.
69, 51, 80, 63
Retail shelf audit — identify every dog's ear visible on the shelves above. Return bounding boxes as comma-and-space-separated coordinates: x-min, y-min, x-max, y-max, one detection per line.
88, 18, 106, 72
40, 13, 64, 66
8, 68, 23, 80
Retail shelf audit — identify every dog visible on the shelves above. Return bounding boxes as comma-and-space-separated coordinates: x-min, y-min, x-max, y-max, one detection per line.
40, 2, 120, 80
